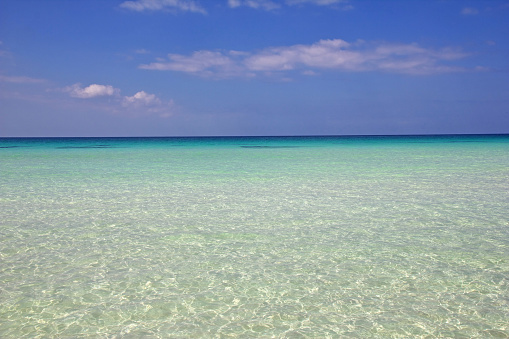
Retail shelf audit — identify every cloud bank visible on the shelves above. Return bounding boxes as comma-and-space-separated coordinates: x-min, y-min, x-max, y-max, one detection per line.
119, 0, 207, 14
140, 39, 469, 78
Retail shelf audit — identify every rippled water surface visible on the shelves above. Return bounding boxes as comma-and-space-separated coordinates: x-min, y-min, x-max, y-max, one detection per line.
1, 135, 508, 338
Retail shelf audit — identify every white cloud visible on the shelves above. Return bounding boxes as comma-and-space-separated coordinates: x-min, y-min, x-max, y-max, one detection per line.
461, 7, 479, 15
64, 83, 120, 98
0, 75, 46, 84
119, 0, 207, 14
122, 91, 175, 117
228, 0, 241, 7
123, 91, 161, 105
228, 0, 351, 10
228, 0, 280, 10
244, 39, 358, 71
140, 50, 248, 77
140, 39, 469, 78
119, 0, 351, 13
62, 83, 175, 117
286, 0, 349, 6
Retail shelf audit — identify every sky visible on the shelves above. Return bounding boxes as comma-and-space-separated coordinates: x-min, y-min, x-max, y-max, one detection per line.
0, 0, 508, 137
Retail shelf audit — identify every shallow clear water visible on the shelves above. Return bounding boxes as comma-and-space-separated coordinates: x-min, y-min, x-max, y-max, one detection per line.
1, 135, 508, 338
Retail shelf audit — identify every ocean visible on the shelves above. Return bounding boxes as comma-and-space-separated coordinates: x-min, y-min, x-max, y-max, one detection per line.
1, 135, 508, 338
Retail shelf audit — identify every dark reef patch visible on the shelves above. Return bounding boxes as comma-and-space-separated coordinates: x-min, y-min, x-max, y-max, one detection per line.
56, 145, 113, 149
240, 146, 300, 149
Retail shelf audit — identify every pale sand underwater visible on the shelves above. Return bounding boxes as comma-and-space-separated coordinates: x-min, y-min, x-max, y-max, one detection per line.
1, 135, 508, 337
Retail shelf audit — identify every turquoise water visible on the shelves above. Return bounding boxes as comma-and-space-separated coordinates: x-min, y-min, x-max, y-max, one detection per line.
1, 135, 508, 338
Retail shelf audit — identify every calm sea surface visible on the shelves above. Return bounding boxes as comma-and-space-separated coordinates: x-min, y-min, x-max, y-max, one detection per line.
1, 135, 508, 338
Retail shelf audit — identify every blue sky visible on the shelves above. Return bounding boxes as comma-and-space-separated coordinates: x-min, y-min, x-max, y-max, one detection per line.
1, 0, 508, 137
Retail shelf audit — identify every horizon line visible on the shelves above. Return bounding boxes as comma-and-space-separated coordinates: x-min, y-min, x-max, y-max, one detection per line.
2, 133, 509, 139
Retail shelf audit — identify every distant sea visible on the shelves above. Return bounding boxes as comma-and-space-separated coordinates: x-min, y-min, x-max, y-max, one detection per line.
1, 135, 508, 337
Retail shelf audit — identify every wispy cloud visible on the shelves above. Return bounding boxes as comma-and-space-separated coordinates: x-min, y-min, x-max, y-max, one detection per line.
0, 75, 46, 84
62, 83, 175, 117
228, 0, 280, 10
286, 0, 352, 8
140, 39, 469, 78
119, 0, 207, 14
135, 49, 151, 54
228, 0, 352, 10
461, 7, 479, 15
140, 50, 248, 77
119, 0, 351, 14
